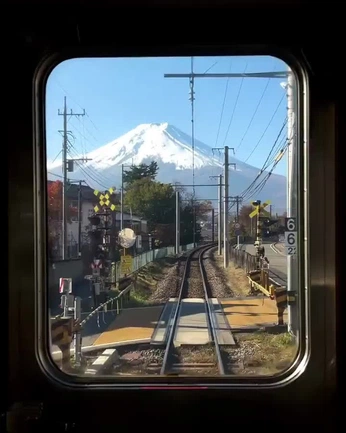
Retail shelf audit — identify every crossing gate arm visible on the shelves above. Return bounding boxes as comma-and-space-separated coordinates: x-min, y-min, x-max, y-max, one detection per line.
247, 275, 274, 297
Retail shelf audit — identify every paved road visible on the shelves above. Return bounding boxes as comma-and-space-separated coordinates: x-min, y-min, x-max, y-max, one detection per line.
242, 242, 287, 284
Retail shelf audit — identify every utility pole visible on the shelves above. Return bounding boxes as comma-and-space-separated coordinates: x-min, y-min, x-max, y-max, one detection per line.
211, 208, 215, 242
209, 175, 223, 255
218, 175, 222, 256
224, 146, 229, 267
286, 68, 298, 336
175, 190, 180, 255
230, 195, 243, 247
229, 195, 243, 220
58, 96, 86, 260
212, 147, 235, 268
78, 180, 82, 256
121, 164, 124, 231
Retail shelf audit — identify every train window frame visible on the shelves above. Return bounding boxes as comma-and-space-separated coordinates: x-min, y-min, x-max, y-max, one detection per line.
34, 47, 310, 389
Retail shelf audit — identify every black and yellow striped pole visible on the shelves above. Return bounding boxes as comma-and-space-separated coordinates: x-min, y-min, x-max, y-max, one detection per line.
92, 187, 119, 293
249, 199, 271, 270
256, 200, 261, 269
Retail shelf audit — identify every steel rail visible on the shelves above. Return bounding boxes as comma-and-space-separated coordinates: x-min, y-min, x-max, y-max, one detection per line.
160, 243, 217, 375
199, 247, 225, 375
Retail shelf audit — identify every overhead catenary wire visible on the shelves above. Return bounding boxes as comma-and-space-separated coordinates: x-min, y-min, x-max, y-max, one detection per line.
239, 119, 287, 200
236, 75, 273, 152
236, 118, 288, 202
243, 91, 286, 163
214, 60, 232, 148
243, 146, 288, 200
242, 138, 288, 201
242, 140, 289, 201
222, 63, 247, 148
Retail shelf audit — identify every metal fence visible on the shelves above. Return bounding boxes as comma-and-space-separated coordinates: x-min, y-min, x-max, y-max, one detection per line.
114, 243, 195, 281
230, 246, 257, 273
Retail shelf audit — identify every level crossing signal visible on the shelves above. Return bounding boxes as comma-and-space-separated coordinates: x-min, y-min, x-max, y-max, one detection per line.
93, 187, 118, 213
249, 200, 271, 218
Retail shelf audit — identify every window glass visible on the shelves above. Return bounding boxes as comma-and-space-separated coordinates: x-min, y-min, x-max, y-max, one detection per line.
46, 55, 301, 379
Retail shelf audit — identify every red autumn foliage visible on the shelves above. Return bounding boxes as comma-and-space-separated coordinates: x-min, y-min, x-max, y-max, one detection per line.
47, 180, 78, 222
47, 180, 79, 258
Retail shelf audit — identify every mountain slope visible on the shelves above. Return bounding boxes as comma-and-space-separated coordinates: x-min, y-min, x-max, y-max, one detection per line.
47, 122, 287, 210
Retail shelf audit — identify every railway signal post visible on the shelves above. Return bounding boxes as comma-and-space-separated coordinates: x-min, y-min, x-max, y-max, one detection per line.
89, 187, 119, 304
249, 200, 271, 269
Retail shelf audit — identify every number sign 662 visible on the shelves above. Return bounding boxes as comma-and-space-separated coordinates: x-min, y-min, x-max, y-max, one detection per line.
284, 231, 297, 254
286, 217, 296, 231
287, 232, 295, 245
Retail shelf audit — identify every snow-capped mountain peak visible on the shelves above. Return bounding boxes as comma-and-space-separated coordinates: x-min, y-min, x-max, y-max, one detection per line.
73, 122, 223, 171
47, 122, 287, 209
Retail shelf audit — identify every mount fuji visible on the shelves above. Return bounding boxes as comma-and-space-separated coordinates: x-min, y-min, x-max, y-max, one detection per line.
47, 122, 287, 210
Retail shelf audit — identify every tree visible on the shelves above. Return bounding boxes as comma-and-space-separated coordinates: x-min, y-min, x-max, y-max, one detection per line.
124, 177, 175, 229
123, 175, 212, 246
47, 180, 78, 222
124, 177, 175, 246
123, 161, 159, 185
195, 200, 213, 221
178, 194, 213, 243
238, 204, 254, 236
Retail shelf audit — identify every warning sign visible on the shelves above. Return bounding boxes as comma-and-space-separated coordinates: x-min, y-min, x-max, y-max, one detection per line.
120, 255, 133, 276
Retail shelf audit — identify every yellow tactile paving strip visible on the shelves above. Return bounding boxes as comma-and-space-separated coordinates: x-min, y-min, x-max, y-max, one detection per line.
92, 306, 164, 345
221, 297, 288, 328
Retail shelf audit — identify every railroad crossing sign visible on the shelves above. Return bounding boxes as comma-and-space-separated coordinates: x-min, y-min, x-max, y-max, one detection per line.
120, 255, 133, 275
249, 200, 271, 218
93, 187, 118, 212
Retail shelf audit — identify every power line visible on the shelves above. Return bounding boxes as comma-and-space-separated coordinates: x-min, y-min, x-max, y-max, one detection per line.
48, 171, 64, 179
240, 119, 288, 200
222, 63, 247, 147
202, 59, 219, 74
236, 75, 272, 152
242, 140, 289, 202
214, 60, 232, 147
243, 92, 286, 163
67, 143, 114, 188
245, 146, 288, 200
260, 119, 288, 170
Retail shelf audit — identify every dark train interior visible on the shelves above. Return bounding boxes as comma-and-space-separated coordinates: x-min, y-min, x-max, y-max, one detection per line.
5, 0, 340, 431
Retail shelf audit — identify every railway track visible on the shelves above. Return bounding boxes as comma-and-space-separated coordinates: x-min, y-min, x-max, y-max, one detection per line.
80, 244, 235, 376
160, 243, 229, 376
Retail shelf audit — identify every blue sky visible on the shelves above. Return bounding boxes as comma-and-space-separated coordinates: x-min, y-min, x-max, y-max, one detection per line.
46, 55, 289, 176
